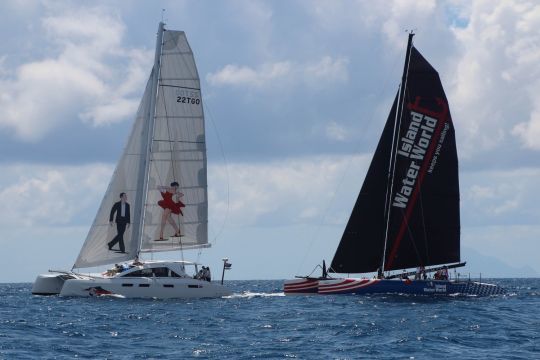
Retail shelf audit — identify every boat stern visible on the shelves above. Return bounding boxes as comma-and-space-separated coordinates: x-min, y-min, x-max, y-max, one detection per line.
32, 272, 75, 295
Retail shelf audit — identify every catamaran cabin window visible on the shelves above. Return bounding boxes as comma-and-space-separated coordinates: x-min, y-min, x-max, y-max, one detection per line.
122, 268, 153, 277
170, 270, 182, 277
122, 267, 180, 277
152, 267, 169, 277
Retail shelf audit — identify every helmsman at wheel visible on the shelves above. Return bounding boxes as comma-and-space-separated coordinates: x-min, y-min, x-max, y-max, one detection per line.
108, 192, 131, 253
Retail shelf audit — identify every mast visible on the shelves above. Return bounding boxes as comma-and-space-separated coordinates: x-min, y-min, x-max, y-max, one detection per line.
379, 32, 415, 277
133, 22, 165, 256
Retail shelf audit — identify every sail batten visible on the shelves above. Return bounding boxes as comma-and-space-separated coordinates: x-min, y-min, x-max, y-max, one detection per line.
330, 43, 459, 274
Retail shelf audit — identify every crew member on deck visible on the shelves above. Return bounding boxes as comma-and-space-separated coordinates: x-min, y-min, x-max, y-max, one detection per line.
441, 266, 449, 280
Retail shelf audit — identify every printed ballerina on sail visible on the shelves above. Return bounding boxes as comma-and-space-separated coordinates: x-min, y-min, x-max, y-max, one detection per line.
284, 33, 504, 296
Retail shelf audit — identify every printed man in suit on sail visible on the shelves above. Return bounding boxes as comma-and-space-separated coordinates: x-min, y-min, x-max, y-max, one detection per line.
108, 192, 130, 253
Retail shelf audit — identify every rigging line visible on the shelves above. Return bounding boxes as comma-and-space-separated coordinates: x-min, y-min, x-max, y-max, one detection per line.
202, 98, 229, 245
161, 72, 183, 256
137, 25, 165, 259
381, 32, 414, 272
381, 92, 401, 268
295, 39, 402, 276
417, 189, 430, 265
149, 95, 167, 213
400, 207, 424, 268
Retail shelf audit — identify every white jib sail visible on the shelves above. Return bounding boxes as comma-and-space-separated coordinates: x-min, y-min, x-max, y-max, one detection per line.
140, 30, 209, 252
73, 74, 154, 268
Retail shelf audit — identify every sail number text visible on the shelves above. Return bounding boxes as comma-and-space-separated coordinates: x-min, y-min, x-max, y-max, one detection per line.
177, 96, 201, 105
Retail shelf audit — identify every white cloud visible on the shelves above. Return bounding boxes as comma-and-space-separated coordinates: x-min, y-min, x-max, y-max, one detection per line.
325, 121, 348, 141
229, 0, 274, 58
206, 61, 291, 87
462, 167, 540, 221
0, 6, 152, 141
80, 98, 139, 126
206, 56, 348, 89
0, 163, 113, 227
208, 154, 370, 227
512, 106, 540, 150
450, 0, 540, 153
304, 56, 349, 85
306, 0, 438, 46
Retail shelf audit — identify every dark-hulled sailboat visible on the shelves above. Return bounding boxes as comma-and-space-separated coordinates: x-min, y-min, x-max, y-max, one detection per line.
284, 34, 504, 296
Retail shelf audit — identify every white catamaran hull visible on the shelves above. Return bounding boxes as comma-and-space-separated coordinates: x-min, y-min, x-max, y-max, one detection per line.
60, 277, 231, 299
33, 261, 232, 299
33, 272, 231, 299
32, 272, 76, 296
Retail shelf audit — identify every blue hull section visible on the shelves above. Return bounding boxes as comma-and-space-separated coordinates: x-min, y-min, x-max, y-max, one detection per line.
350, 280, 503, 296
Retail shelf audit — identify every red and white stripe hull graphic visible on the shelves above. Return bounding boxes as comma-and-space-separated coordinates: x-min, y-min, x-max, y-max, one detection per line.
283, 278, 319, 295
283, 278, 380, 295
318, 278, 380, 294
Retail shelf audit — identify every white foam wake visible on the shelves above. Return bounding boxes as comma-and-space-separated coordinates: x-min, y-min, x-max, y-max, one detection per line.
224, 291, 285, 299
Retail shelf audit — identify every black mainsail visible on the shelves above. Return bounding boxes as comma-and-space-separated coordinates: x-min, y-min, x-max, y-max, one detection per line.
330, 34, 460, 274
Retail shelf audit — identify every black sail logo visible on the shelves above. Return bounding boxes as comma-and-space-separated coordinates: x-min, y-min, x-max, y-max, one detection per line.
392, 97, 448, 210
385, 96, 450, 270
393, 110, 438, 209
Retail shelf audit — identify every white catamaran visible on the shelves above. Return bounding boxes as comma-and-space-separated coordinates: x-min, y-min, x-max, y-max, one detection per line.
32, 22, 232, 299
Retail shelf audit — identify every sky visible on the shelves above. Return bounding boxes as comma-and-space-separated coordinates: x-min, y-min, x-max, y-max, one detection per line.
1, 0, 539, 282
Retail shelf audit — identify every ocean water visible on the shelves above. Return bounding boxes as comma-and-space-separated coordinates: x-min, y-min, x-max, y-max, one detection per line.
0, 279, 538, 359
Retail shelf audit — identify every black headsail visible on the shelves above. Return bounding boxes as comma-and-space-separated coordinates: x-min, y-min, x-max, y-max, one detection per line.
330, 34, 460, 274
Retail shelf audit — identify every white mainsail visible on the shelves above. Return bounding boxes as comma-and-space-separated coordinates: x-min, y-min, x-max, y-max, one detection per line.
140, 29, 208, 252
73, 25, 208, 269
